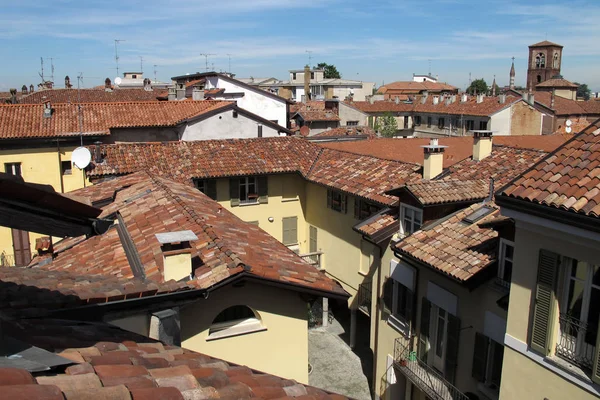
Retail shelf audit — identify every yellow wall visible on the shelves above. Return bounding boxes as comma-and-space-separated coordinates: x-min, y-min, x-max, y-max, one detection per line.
180, 282, 309, 383
0, 146, 89, 258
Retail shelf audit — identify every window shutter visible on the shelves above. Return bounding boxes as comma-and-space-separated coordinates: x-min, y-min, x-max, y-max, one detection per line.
382, 278, 393, 320
418, 298, 431, 362
206, 179, 217, 200
342, 194, 348, 214
445, 313, 461, 384
472, 332, 489, 382
354, 198, 360, 219
368, 116, 374, 128
229, 178, 240, 207
282, 217, 297, 245
405, 288, 414, 326
258, 176, 268, 204
327, 189, 332, 209
530, 249, 559, 355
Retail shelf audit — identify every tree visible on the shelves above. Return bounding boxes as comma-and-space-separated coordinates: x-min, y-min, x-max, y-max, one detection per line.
376, 112, 398, 138
574, 82, 591, 100
466, 79, 488, 95
317, 62, 341, 79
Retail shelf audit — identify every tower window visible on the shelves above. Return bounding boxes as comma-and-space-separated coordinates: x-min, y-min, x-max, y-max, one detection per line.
537, 75, 542, 83
553, 53, 559, 69
535, 53, 546, 68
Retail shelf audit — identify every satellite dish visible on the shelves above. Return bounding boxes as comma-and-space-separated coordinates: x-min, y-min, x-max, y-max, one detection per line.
72, 147, 92, 169
566, 119, 572, 127
565, 126, 572, 134
115, 77, 122, 85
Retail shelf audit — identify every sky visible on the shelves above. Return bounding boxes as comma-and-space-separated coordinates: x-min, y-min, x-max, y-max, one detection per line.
1, 0, 599, 92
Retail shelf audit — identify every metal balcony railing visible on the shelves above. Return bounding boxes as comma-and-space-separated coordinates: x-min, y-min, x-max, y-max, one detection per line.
299, 251, 323, 270
556, 313, 597, 371
0, 253, 35, 267
358, 281, 372, 316
393, 337, 470, 400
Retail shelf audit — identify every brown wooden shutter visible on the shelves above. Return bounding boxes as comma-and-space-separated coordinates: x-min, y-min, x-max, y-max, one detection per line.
445, 313, 460, 384
382, 278, 393, 320
282, 217, 297, 245
354, 198, 360, 219
341, 194, 348, 214
11, 229, 31, 267
405, 288, 414, 326
229, 178, 240, 207
258, 176, 268, 204
472, 332, 489, 382
418, 298, 431, 362
206, 179, 217, 200
530, 249, 560, 355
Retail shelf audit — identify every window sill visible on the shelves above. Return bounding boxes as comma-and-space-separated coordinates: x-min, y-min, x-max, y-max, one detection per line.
546, 355, 594, 385
476, 382, 499, 400
387, 315, 410, 338
282, 197, 298, 202
206, 319, 267, 341
358, 270, 369, 277
239, 201, 260, 207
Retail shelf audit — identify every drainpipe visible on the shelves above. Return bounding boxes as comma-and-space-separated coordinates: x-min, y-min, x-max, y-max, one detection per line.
56, 140, 64, 193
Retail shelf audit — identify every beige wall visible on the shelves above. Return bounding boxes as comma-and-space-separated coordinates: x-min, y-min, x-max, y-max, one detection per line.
180, 282, 309, 383
338, 103, 368, 126
508, 100, 542, 136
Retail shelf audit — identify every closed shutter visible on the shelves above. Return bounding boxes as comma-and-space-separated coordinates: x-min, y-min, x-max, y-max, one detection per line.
229, 178, 240, 207
445, 313, 460, 384
368, 116, 374, 128
419, 298, 431, 362
282, 217, 298, 245
354, 198, 360, 219
327, 189, 332, 209
472, 332, 489, 382
530, 249, 560, 355
258, 176, 268, 204
341, 194, 348, 214
205, 179, 217, 200
382, 278, 393, 320
11, 229, 30, 267
309, 226, 317, 253
405, 288, 414, 326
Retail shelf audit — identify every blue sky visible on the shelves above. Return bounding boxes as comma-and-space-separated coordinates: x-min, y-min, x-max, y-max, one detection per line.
1, 0, 599, 91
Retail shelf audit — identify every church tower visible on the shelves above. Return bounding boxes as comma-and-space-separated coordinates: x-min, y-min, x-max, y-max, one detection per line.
526, 40, 563, 91
509, 58, 515, 89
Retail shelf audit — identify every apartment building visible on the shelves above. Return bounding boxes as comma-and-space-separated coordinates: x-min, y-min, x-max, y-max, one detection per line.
495, 121, 600, 399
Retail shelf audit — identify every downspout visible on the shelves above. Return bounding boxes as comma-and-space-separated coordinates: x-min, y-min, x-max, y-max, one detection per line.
56, 139, 64, 193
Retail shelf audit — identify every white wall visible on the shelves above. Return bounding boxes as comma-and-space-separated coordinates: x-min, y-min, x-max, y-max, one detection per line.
181, 111, 281, 141
333, 82, 374, 102
490, 106, 511, 136
205, 76, 287, 127
339, 102, 368, 126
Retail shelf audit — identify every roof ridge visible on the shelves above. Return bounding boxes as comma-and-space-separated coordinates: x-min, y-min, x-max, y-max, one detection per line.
318, 146, 421, 167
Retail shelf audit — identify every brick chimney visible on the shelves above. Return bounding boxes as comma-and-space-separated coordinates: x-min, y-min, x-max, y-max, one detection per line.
35, 236, 53, 256
421, 138, 447, 180
461, 93, 468, 103
176, 83, 186, 100
155, 230, 198, 282
29, 84, 34, 93
473, 131, 493, 161
303, 65, 311, 103
104, 78, 112, 91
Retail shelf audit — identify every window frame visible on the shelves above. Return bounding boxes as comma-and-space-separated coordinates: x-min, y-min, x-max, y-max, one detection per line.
327, 189, 347, 214
60, 160, 72, 176
427, 116, 432, 127
414, 115, 421, 126
347, 120, 359, 126
4, 162, 21, 176
465, 120, 474, 131
354, 198, 381, 220
193, 178, 217, 200
239, 176, 259, 204
400, 203, 423, 236
479, 120, 488, 130
438, 117, 445, 129
207, 305, 266, 341
497, 239, 514, 284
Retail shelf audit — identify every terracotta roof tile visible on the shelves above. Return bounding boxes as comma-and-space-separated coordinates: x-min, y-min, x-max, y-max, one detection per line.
377, 81, 457, 95
312, 126, 376, 138
403, 179, 490, 205
354, 208, 399, 242
536, 78, 579, 88
19, 88, 160, 104
294, 110, 340, 122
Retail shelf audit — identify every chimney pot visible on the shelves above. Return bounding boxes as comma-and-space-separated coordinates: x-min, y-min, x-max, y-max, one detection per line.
94, 141, 103, 163
421, 140, 446, 180
499, 94, 506, 104
433, 96, 439, 105
461, 93, 468, 103
473, 131, 493, 161
156, 230, 198, 282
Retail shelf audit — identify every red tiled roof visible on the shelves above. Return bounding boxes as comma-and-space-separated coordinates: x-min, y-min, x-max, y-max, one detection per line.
354, 208, 398, 242
536, 78, 578, 88
38, 171, 347, 297
395, 203, 499, 282
530, 40, 562, 47
312, 126, 377, 138
0, 101, 234, 140
554, 118, 590, 135
290, 101, 325, 113
377, 81, 457, 94
533, 91, 600, 116
403, 179, 490, 205
294, 110, 340, 122
500, 126, 600, 218
18, 88, 160, 104
0, 318, 349, 400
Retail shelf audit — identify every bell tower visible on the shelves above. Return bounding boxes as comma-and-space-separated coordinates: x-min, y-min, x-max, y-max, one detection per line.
527, 40, 563, 91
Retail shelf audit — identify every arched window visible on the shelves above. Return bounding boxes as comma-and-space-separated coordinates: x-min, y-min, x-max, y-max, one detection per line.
553, 53, 559, 69
537, 75, 542, 83
207, 305, 265, 340
535, 53, 546, 68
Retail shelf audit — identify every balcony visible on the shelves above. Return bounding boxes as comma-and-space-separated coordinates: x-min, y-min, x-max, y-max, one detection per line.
358, 281, 372, 316
393, 337, 470, 400
555, 313, 597, 372
0, 253, 35, 267
299, 251, 323, 270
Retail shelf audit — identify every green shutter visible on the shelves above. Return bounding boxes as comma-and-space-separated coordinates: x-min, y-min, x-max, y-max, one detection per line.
593, 324, 600, 384
530, 249, 560, 355
419, 298, 431, 362
382, 278, 393, 320
368, 116, 374, 128
206, 179, 217, 200
309, 225, 317, 253
258, 176, 268, 204
282, 216, 297, 245
445, 313, 460, 383
229, 178, 240, 207
472, 332, 489, 382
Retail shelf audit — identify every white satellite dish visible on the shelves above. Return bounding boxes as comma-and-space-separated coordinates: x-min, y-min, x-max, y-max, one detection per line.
115, 77, 122, 85
566, 126, 572, 134
566, 119, 572, 127
72, 147, 92, 169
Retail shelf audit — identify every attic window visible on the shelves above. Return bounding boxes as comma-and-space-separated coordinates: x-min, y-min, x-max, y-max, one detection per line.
207, 305, 266, 341
462, 206, 494, 224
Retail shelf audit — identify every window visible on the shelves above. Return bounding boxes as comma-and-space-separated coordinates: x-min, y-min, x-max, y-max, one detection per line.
132, 74, 137, 79
292, 72, 297, 80
240, 176, 257, 203
354, 198, 381, 220
537, 75, 542, 83
327, 189, 347, 213
479, 120, 488, 130
61, 160, 72, 176
383, 278, 414, 327
310, 72, 315, 79
347, 121, 359, 126
4, 162, 21, 176
427, 116, 432, 127
438, 118, 445, 129
400, 204, 422, 236
282, 216, 298, 245
553, 52, 559, 69
465, 120, 474, 131
193, 179, 217, 200
535, 52, 546, 68
207, 305, 265, 340
472, 333, 504, 393
497, 239, 514, 286
414, 116, 421, 126
229, 176, 267, 206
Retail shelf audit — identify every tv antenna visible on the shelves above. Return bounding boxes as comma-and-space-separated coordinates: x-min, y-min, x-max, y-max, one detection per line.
45, 57, 58, 82
114, 39, 126, 76
153, 64, 158, 82
306, 50, 313, 68
39, 57, 45, 82
200, 53, 216, 71
139, 56, 144, 73
77, 73, 84, 145
226, 54, 232, 74
428, 59, 431, 76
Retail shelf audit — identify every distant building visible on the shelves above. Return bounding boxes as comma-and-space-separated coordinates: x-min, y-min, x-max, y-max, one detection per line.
412, 73, 438, 83
377, 80, 458, 101
526, 40, 563, 91
114, 72, 170, 90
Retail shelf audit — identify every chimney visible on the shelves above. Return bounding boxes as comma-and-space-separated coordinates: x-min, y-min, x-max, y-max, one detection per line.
473, 131, 493, 161
421, 138, 447, 180
65, 75, 72, 89
29, 84, 34, 93
43, 100, 52, 118
35, 236, 53, 257
395, 97, 400, 105
421, 90, 429, 104
445, 96, 452, 106
551, 89, 556, 109
143, 78, 152, 91
168, 87, 176, 101
433, 95, 439, 105
369, 96, 375, 105
451, 94, 456, 103
176, 83, 186, 100
156, 230, 198, 282
527, 93, 535, 105
192, 87, 205, 100
498, 94, 506, 104
94, 141, 103, 164
303, 65, 310, 103
104, 78, 112, 91
461, 93, 468, 103
476, 94, 484, 103
21, 85, 28, 95
9, 88, 16, 104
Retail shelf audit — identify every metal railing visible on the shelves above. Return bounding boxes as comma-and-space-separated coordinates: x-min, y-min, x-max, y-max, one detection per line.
358, 281, 372, 316
0, 253, 35, 267
393, 337, 469, 400
556, 313, 597, 371
299, 251, 323, 270
494, 276, 510, 290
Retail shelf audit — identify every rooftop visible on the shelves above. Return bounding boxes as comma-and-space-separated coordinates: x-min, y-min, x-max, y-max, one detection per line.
536, 78, 579, 89
377, 81, 457, 94
530, 40, 563, 47
312, 126, 377, 139
400, 179, 490, 206
18, 88, 160, 104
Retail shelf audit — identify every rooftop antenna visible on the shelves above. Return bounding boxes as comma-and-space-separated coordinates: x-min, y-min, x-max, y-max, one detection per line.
428, 59, 431, 76
226, 54, 232, 74
45, 57, 58, 83
153, 64, 158, 83
39, 57, 44, 82
306, 50, 313, 68
200, 53, 216, 71
139, 56, 144, 73
114, 39, 125, 76
77, 73, 84, 146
